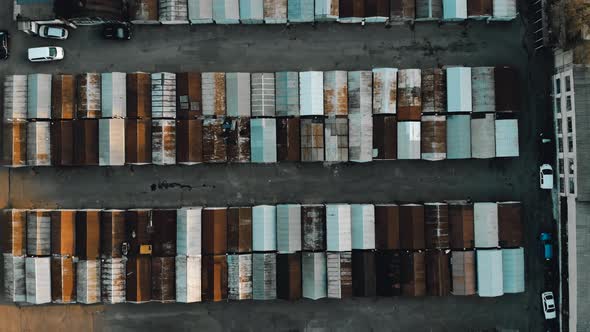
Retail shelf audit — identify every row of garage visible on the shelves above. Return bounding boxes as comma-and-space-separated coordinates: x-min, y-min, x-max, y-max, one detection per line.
4, 201, 522, 303
3, 67, 519, 121
131, 0, 517, 24
2, 113, 518, 166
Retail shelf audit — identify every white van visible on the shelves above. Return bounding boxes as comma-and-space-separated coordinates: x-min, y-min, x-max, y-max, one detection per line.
28, 46, 64, 62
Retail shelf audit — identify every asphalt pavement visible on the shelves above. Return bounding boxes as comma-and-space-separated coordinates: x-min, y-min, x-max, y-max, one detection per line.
0, 2, 557, 331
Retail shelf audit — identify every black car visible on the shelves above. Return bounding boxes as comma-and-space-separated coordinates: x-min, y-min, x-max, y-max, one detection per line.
102, 23, 131, 40
0, 31, 9, 60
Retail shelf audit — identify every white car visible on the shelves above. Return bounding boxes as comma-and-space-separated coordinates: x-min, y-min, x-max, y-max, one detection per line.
28, 46, 64, 62
38, 25, 68, 40
540, 164, 554, 190
542, 291, 557, 319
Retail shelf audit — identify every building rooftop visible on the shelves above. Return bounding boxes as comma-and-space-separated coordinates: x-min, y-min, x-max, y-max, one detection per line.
13, 0, 55, 21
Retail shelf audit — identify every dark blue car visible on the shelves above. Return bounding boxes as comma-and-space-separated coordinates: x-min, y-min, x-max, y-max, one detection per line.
540, 232, 553, 260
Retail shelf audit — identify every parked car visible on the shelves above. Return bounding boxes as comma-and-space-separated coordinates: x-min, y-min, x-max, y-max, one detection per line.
28, 46, 64, 62
542, 291, 557, 319
540, 164, 554, 190
540, 232, 553, 261
102, 23, 131, 40
38, 25, 68, 40
0, 30, 9, 60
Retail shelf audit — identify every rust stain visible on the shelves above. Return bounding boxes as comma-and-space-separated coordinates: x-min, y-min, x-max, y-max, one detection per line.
214, 73, 226, 116
77, 73, 101, 119
324, 89, 335, 115
336, 83, 348, 115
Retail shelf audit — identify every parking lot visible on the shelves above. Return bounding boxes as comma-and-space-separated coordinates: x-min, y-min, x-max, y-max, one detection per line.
0, 2, 559, 330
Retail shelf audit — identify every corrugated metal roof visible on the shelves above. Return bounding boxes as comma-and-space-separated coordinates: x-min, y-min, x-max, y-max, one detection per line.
202, 72, 226, 116
151, 72, 176, 118
494, 119, 519, 157
175, 255, 202, 303
99, 118, 125, 166
326, 204, 352, 251
324, 117, 348, 162
77, 260, 101, 304
4, 254, 25, 302
101, 72, 127, 118
327, 251, 352, 298
228, 253, 253, 300
288, 0, 314, 22
302, 252, 327, 300
226, 73, 251, 117
251, 73, 276, 117
314, 0, 339, 20
25, 256, 51, 304
177, 207, 202, 256
264, 0, 288, 23
100, 258, 126, 304
347, 71, 372, 116
443, 0, 467, 19
302, 205, 326, 251
188, 0, 214, 23
351, 204, 375, 249
300, 117, 324, 159
372, 68, 398, 115
446, 114, 471, 159
131, 0, 159, 23
2, 121, 27, 167
474, 202, 498, 248
240, 0, 264, 23
471, 113, 496, 159
226, 117, 251, 162
348, 113, 372, 162
397, 121, 421, 160
421, 115, 447, 161
275, 72, 299, 116
471, 67, 495, 113
467, 0, 492, 17
338, 0, 364, 23
26, 121, 51, 166
397, 69, 422, 120
502, 247, 524, 293
446, 67, 472, 112
151, 119, 176, 165
476, 249, 503, 297
415, 0, 441, 19
252, 252, 276, 300
492, 0, 516, 19
252, 205, 276, 251
299, 71, 324, 116
324, 71, 348, 116
213, 0, 240, 23
365, 0, 390, 22
27, 74, 51, 120
159, 0, 189, 23
421, 68, 446, 113
4, 75, 28, 121
276, 204, 302, 253
250, 118, 277, 163
451, 250, 476, 295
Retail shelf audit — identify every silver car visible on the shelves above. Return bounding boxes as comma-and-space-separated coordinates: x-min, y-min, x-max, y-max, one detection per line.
38, 25, 68, 40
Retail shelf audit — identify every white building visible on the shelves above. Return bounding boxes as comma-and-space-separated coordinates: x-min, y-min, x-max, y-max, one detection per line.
553, 48, 590, 332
